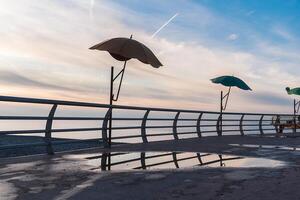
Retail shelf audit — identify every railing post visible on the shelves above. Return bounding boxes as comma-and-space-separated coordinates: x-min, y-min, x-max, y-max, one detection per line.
173, 112, 180, 140
172, 152, 179, 168
239, 114, 245, 136
141, 152, 146, 169
101, 152, 108, 171
196, 113, 203, 137
218, 155, 225, 167
45, 104, 57, 155
294, 99, 297, 134
259, 114, 264, 136
102, 108, 112, 148
141, 110, 150, 143
196, 153, 203, 165
216, 113, 222, 136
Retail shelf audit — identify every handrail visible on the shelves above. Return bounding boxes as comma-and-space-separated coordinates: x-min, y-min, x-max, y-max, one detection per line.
0, 95, 296, 116
0, 95, 299, 155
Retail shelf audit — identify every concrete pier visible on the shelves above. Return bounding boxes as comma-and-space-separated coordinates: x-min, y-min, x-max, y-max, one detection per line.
2, 135, 300, 200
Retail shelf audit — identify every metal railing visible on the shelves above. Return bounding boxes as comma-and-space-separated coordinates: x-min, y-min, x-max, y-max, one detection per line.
0, 95, 298, 155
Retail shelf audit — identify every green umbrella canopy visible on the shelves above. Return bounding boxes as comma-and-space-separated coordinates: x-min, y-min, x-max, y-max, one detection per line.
211, 75, 252, 91
286, 87, 300, 95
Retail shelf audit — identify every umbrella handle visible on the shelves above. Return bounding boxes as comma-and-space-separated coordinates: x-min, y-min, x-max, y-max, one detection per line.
222, 87, 231, 111
112, 61, 127, 102
295, 99, 300, 114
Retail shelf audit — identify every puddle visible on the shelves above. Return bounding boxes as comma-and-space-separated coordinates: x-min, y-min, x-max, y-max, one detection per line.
84, 151, 287, 171
229, 144, 299, 151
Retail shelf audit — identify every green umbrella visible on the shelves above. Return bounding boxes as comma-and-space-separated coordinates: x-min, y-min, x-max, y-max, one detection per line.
286, 87, 300, 124
211, 75, 252, 91
210, 75, 252, 136
286, 87, 300, 95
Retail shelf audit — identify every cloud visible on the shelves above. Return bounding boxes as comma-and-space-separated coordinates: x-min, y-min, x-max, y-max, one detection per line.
246, 10, 256, 16
272, 26, 295, 41
246, 91, 290, 106
0, 0, 299, 113
0, 69, 95, 93
227, 34, 239, 41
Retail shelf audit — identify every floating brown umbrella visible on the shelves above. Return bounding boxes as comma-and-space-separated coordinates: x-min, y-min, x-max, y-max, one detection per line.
90, 35, 162, 147
90, 35, 163, 103
90, 37, 162, 68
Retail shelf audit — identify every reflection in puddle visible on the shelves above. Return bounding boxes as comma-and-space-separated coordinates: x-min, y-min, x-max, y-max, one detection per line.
229, 144, 299, 151
85, 152, 287, 171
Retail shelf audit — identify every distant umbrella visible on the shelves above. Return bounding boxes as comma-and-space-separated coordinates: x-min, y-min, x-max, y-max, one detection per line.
211, 75, 252, 91
286, 87, 300, 119
286, 87, 300, 96
211, 75, 252, 136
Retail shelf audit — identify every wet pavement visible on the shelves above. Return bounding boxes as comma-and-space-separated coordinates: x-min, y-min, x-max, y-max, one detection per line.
2, 135, 300, 200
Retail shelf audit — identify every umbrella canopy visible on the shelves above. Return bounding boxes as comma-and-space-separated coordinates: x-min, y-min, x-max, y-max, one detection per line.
211, 75, 252, 91
90, 37, 163, 68
286, 87, 300, 95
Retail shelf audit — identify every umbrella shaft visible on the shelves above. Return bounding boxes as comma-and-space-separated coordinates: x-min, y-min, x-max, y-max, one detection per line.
221, 87, 231, 111
112, 61, 127, 102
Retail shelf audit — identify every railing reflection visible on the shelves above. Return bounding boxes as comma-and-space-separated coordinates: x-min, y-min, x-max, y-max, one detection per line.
86, 152, 243, 171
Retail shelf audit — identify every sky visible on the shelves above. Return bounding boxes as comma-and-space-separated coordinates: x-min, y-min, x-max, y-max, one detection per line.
0, 0, 299, 113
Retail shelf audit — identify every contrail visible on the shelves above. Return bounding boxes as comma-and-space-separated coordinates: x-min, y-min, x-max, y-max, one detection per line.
151, 13, 178, 38
89, 0, 95, 20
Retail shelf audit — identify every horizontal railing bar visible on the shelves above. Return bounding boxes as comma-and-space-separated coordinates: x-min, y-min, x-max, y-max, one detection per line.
51, 128, 102, 132
0, 139, 103, 150
134, 159, 178, 168
135, 155, 210, 169
0, 116, 48, 120
0, 95, 297, 116
86, 153, 126, 160
145, 152, 211, 160
238, 128, 275, 132
198, 156, 243, 166
106, 152, 202, 167
134, 153, 212, 169
111, 134, 142, 140
174, 155, 199, 162
0, 129, 45, 134
144, 152, 178, 159
0, 116, 273, 122
0, 126, 278, 136
108, 152, 192, 166
54, 117, 104, 120
111, 131, 200, 139
177, 132, 198, 135
0, 142, 46, 150
0, 95, 111, 108
108, 157, 143, 166
140, 133, 174, 137
52, 138, 103, 145
146, 131, 198, 137
0, 128, 104, 134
